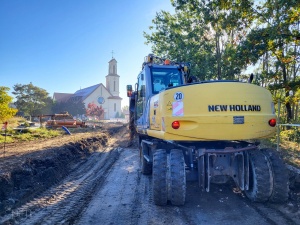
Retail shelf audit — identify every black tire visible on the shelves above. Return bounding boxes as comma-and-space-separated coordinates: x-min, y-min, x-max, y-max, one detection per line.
262, 148, 289, 203
170, 149, 186, 206
245, 150, 272, 202
140, 142, 152, 175
152, 149, 168, 206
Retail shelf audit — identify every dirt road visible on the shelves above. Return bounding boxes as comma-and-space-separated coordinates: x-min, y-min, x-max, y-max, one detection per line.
1, 125, 300, 224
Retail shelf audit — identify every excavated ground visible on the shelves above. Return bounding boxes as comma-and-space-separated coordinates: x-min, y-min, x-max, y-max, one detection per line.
0, 123, 129, 217
0, 123, 300, 224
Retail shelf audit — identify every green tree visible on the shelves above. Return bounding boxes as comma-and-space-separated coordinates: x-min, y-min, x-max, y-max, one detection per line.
41, 97, 54, 115
122, 105, 129, 112
120, 112, 125, 118
12, 83, 51, 117
144, 7, 215, 80
144, 0, 255, 80
237, 0, 300, 122
146, 0, 299, 122
115, 111, 120, 118
0, 86, 18, 122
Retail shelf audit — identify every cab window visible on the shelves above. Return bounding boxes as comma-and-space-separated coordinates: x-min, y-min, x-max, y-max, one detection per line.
151, 68, 183, 94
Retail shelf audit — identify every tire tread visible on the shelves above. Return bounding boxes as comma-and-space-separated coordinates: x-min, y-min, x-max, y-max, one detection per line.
153, 149, 168, 205
170, 149, 186, 206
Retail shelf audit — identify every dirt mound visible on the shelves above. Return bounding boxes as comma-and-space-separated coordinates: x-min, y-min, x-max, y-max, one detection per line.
0, 129, 111, 215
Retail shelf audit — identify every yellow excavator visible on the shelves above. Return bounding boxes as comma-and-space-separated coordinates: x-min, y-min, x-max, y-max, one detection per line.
127, 54, 289, 206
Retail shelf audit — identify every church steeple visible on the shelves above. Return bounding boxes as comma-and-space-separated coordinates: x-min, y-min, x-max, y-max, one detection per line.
108, 58, 117, 75
106, 58, 120, 96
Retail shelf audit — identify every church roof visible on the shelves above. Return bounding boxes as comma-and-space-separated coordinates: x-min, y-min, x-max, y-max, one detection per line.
54, 83, 122, 102
53, 92, 73, 102
73, 83, 101, 100
108, 58, 117, 63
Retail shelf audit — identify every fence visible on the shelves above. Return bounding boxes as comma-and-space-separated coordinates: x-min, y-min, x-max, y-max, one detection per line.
276, 101, 300, 151
276, 123, 300, 151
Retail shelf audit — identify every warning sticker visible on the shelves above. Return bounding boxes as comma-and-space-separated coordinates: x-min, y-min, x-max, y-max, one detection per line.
174, 92, 184, 101
172, 101, 184, 116
167, 101, 172, 110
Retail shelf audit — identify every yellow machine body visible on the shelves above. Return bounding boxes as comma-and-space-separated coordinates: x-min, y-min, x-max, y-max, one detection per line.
148, 82, 276, 141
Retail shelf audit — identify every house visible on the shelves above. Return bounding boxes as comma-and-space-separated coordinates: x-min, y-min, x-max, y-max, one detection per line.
53, 58, 122, 119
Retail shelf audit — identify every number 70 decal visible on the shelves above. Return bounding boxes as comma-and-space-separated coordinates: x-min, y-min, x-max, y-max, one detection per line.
174, 92, 184, 101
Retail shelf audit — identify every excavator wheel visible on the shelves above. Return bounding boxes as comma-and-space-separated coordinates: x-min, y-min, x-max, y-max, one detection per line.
245, 150, 272, 202
153, 149, 168, 206
170, 149, 186, 206
140, 141, 152, 175
262, 148, 289, 203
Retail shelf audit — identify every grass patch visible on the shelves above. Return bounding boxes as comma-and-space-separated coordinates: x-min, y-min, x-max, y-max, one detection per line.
3, 116, 27, 128
0, 128, 63, 143
260, 135, 300, 168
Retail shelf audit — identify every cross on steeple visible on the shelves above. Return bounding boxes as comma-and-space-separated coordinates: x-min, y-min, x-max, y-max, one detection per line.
111, 50, 114, 59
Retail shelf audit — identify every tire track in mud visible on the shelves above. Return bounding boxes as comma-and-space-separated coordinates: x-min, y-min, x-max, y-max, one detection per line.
0, 147, 120, 225
2, 131, 299, 224
77, 147, 190, 225
246, 201, 299, 225
77, 148, 141, 225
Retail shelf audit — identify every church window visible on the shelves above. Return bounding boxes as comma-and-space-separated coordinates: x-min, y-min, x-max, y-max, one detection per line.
114, 81, 116, 91
98, 97, 105, 104
114, 103, 116, 112
113, 65, 116, 74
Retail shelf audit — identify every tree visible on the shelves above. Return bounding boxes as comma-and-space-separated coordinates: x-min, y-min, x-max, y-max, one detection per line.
144, 0, 255, 80
12, 83, 51, 117
237, 0, 300, 122
144, 8, 216, 80
41, 97, 54, 115
115, 112, 120, 118
122, 105, 129, 112
86, 102, 104, 120
145, 0, 299, 122
0, 86, 18, 122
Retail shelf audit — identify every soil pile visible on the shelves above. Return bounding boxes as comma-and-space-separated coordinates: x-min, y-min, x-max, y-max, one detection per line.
0, 123, 126, 215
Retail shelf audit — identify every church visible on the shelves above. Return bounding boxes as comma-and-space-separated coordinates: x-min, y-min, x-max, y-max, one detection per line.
53, 58, 122, 120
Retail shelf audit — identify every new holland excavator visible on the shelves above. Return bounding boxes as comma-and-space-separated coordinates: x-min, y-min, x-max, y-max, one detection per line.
127, 54, 289, 206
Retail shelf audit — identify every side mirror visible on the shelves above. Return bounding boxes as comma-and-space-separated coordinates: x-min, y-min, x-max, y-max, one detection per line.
127, 85, 132, 97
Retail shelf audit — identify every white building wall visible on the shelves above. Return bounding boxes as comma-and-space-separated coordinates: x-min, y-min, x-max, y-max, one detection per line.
107, 99, 122, 118
83, 85, 110, 119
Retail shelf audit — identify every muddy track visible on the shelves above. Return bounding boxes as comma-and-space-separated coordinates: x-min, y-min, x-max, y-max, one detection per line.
78, 148, 300, 225
2, 148, 300, 224
0, 146, 119, 224
0, 125, 300, 224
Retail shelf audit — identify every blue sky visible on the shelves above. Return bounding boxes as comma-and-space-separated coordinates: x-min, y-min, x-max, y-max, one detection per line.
0, 0, 174, 107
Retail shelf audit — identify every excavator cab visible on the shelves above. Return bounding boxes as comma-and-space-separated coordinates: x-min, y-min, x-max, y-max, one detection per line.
151, 67, 183, 94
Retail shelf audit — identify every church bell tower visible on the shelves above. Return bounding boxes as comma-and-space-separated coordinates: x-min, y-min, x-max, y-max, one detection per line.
106, 58, 120, 96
